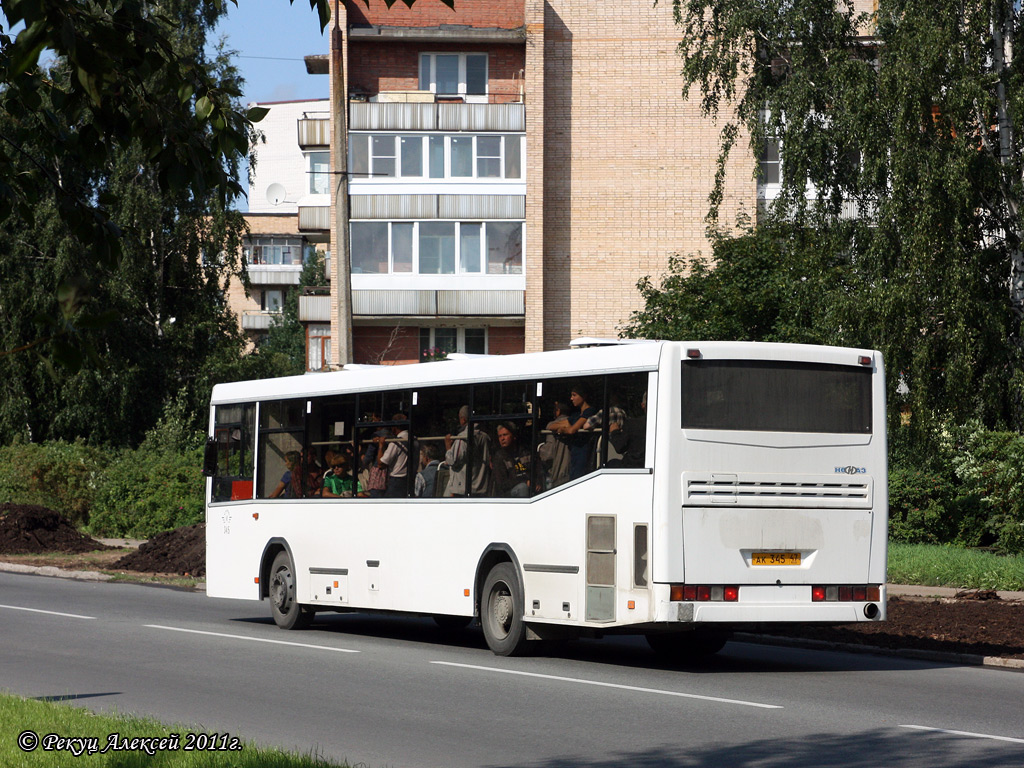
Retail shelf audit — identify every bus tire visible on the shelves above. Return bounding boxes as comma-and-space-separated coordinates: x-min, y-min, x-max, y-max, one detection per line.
481, 562, 529, 656
269, 550, 314, 630
646, 628, 730, 659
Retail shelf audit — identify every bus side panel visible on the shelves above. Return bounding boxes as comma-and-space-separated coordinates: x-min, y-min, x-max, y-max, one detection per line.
205, 502, 264, 601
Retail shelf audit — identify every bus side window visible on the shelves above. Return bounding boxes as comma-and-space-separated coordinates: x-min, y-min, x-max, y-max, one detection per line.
602, 372, 649, 469
211, 403, 255, 502
257, 399, 306, 499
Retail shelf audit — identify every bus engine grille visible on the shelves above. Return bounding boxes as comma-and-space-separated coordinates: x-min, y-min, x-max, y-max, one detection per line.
682, 473, 873, 509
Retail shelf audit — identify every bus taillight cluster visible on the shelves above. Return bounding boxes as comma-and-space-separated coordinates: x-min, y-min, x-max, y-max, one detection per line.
811, 585, 881, 602
670, 585, 739, 602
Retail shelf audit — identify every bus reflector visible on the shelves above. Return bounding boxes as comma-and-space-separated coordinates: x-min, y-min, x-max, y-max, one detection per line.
628, 600, 635, 610
464, 589, 470, 597
252, 513, 259, 520
254, 577, 260, 584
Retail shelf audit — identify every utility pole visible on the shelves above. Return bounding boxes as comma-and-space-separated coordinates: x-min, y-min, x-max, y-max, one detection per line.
331, 0, 353, 367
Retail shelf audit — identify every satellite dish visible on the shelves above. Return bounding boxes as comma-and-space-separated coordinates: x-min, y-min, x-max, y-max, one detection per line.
266, 183, 288, 206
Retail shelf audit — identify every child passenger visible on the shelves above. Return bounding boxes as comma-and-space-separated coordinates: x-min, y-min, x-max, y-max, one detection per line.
322, 455, 362, 498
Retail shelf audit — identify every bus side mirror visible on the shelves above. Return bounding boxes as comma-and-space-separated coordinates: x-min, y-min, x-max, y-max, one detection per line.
202, 438, 219, 477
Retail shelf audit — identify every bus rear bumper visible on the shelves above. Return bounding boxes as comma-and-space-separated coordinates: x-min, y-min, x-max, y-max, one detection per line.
655, 595, 886, 624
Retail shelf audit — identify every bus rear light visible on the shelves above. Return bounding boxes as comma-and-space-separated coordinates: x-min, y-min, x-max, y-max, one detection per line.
813, 585, 882, 602
686, 348, 702, 359
670, 585, 739, 602
858, 355, 872, 366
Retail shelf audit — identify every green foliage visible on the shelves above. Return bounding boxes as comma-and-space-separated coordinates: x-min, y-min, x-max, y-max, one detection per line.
88, 447, 205, 539
887, 543, 1024, 591
0, 692, 354, 768
0, 441, 105, 527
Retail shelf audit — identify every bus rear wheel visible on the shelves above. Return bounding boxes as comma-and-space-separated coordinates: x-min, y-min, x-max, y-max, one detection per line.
269, 550, 314, 630
646, 628, 730, 659
481, 563, 529, 656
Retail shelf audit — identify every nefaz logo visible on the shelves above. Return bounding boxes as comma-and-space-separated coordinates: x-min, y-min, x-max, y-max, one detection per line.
835, 465, 866, 475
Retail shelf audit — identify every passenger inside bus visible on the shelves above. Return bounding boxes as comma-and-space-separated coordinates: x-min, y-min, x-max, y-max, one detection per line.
492, 422, 538, 497
554, 384, 599, 480
444, 405, 492, 496
268, 451, 301, 498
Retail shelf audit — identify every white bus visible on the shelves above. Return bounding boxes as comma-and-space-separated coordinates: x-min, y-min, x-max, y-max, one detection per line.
204, 341, 887, 656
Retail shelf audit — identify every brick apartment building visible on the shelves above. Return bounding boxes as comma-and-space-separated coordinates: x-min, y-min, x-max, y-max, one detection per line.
231, 0, 762, 369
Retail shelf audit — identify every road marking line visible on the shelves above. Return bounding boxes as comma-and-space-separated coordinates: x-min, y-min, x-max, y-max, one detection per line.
0, 604, 95, 620
900, 725, 1024, 744
431, 661, 783, 709
145, 625, 360, 653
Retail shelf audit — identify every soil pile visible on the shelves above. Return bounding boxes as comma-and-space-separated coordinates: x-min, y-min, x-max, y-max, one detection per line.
0, 504, 112, 555
113, 523, 205, 577
767, 595, 1024, 660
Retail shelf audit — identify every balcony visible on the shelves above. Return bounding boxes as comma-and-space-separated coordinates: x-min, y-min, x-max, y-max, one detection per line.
350, 101, 524, 132
298, 205, 330, 231
300, 289, 524, 320
245, 263, 302, 286
298, 113, 330, 148
241, 310, 281, 331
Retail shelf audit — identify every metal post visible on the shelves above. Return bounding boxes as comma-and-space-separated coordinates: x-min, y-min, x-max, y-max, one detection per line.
331, 0, 353, 367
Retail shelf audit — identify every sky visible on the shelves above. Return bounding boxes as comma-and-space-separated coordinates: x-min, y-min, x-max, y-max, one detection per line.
212, 1, 333, 207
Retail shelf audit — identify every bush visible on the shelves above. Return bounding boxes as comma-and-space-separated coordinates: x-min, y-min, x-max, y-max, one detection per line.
88, 446, 206, 538
0, 441, 105, 526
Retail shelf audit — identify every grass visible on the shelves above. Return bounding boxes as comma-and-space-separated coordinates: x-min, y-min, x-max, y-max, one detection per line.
0, 693, 349, 768
888, 542, 1024, 591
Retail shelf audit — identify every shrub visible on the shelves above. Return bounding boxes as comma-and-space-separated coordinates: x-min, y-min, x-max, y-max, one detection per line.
0, 441, 105, 526
88, 447, 206, 538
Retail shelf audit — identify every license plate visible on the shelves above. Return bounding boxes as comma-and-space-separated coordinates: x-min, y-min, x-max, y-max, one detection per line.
751, 552, 801, 566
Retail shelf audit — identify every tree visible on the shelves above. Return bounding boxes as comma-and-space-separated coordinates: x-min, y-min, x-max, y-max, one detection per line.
0, 1, 312, 445
656, 0, 1023, 432
0, 0, 332, 369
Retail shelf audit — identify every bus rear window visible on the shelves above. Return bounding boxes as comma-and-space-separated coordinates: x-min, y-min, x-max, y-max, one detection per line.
682, 359, 872, 433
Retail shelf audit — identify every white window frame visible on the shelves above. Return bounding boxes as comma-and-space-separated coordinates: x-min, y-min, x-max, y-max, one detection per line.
420, 326, 488, 358
307, 151, 330, 195
350, 220, 525, 276
349, 134, 525, 181
419, 52, 488, 102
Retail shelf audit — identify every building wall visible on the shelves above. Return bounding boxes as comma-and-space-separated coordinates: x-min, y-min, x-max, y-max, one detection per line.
487, 325, 526, 355
346, 0, 524, 29
348, 41, 524, 103
248, 98, 330, 214
526, 1, 756, 350
225, 213, 305, 331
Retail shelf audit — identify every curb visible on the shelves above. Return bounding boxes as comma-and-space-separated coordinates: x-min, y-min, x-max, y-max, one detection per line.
0, 561, 204, 591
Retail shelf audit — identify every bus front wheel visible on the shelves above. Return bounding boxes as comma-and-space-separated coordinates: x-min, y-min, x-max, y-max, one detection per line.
481, 563, 529, 656
269, 550, 314, 630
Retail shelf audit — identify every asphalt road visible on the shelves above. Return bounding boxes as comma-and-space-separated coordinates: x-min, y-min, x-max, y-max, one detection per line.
1, 571, 1022, 768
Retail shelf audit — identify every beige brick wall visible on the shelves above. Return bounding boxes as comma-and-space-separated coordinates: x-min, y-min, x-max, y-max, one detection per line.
225, 213, 304, 334
526, 1, 756, 350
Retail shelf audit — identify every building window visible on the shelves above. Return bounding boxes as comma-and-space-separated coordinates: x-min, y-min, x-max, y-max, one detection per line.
262, 289, 284, 313
307, 324, 331, 371
308, 151, 330, 194
350, 134, 524, 181
246, 237, 304, 266
759, 139, 780, 185
350, 221, 524, 276
419, 327, 488, 359
419, 53, 488, 96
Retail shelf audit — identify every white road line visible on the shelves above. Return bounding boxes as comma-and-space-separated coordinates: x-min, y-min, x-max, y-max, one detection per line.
0, 604, 96, 620
900, 725, 1024, 744
145, 625, 360, 653
431, 661, 783, 709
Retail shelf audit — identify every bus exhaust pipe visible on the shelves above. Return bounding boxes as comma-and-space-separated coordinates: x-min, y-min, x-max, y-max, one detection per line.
863, 603, 880, 620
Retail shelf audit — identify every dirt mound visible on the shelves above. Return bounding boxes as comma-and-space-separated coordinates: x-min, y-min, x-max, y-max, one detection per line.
766, 595, 1024, 660
113, 523, 205, 577
0, 504, 112, 555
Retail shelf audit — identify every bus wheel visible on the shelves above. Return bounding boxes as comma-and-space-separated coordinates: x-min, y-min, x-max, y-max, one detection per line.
646, 628, 730, 658
269, 551, 314, 630
433, 615, 472, 630
481, 563, 529, 656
